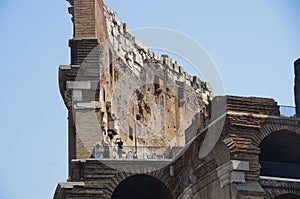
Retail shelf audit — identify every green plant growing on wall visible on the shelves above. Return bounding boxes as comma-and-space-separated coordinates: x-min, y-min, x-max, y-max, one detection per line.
98, 44, 104, 60
98, 44, 104, 54
114, 69, 119, 82
205, 102, 211, 116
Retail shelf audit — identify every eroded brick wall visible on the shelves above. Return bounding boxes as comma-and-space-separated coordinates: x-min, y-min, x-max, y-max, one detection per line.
72, 0, 107, 40
73, 0, 96, 37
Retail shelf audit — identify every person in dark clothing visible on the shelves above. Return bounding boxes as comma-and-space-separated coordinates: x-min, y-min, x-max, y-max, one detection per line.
115, 138, 123, 158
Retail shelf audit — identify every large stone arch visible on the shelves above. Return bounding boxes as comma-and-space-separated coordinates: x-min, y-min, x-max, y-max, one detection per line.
252, 120, 300, 147
259, 130, 300, 163
111, 174, 173, 199
263, 186, 300, 199
105, 170, 172, 198
258, 129, 300, 179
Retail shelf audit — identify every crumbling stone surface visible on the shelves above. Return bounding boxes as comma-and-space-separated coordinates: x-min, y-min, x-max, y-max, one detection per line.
60, 0, 213, 163
97, 5, 213, 150
55, 1, 300, 199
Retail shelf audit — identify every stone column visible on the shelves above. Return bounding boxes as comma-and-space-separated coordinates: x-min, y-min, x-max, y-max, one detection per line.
71, 0, 107, 41
294, 58, 300, 117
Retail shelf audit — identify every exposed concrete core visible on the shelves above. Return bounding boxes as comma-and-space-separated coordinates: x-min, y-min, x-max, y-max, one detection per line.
294, 58, 300, 117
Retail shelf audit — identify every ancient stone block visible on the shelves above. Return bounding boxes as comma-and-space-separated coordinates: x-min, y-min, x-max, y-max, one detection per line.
67, 81, 91, 90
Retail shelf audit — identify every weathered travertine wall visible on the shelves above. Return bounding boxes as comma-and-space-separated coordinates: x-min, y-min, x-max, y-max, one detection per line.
56, 1, 300, 199
61, 0, 213, 163
99, 5, 212, 149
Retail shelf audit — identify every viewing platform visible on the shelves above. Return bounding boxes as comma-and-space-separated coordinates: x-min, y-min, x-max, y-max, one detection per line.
91, 145, 183, 161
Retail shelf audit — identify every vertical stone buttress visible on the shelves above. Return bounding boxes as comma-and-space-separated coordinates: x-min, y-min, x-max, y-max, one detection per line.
69, 0, 107, 40
294, 58, 300, 117
66, 0, 108, 175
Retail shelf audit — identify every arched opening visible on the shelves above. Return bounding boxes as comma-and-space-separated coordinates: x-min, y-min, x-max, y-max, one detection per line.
274, 194, 300, 199
111, 175, 173, 199
259, 130, 300, 179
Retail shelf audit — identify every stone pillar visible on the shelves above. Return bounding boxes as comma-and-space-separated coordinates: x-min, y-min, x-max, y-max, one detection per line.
70, 0, 108, 41
294, 58, 300, 117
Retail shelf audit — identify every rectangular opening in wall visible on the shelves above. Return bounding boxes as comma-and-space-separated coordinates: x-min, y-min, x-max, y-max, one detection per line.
129, 126, 133, 140
109, 50, 113, 79
176, 81, 184, 107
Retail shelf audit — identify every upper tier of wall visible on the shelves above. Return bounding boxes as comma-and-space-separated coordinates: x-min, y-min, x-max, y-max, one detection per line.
103, 5, 212, 102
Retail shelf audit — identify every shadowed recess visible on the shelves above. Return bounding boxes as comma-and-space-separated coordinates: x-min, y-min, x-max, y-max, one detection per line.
111, 175, 173, 199
274, 194, 300, 199
259, 130, 300, 179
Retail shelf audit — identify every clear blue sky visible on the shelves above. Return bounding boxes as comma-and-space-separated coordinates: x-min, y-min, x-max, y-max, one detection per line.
0, 0, 299, 198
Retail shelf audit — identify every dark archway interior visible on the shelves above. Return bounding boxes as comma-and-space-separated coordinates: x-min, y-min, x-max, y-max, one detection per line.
274, 194, 300, 199
111, 175, 173, 199
259, 130, 300, 179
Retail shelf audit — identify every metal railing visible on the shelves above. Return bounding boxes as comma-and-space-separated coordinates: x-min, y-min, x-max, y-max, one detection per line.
92, 145, 182, 160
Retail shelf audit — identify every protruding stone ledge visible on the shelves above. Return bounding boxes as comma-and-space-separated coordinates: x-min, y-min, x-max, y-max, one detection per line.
59, 182, 85, 189
216, 160, 250, 188
73, 101, 101, 110
71, 37, 99, 41
232, 160, 250, 171
233, 182, 264, 198
67, 81, 91, 90
59, 65, 71, 70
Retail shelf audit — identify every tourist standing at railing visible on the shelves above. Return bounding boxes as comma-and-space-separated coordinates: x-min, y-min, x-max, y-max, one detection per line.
115, 138, 123, 158
122, 152, 126, 159
126, 151, 133, 159
93, 142, 104, 159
